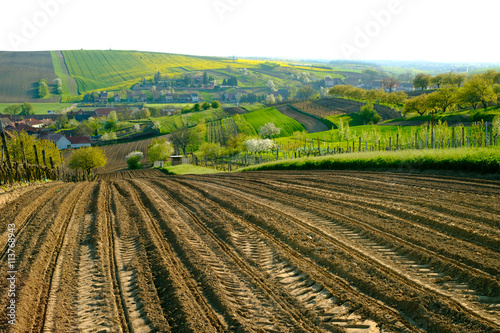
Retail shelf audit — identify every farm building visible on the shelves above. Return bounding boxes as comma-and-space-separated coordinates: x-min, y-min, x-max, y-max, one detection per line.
22, 118, 44, 128
95, 108, 114, 117
42, 133, 72, 149
0, 117, 11, 128
67, 136, 92, 149
398, 83, 415, 91
42, 133, 92, 149
73, 110, 95, 122
324, 76, 342, 87
94, 91, 108, 104
170, 155, 189, 166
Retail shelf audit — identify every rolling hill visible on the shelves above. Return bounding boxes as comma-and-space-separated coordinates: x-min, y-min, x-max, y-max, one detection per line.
0, 51, 59, 103
0, 50, 365, 104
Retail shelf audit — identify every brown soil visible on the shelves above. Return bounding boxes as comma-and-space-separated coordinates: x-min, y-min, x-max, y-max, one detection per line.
1, 170, 499, 332
276, 105, 329, 133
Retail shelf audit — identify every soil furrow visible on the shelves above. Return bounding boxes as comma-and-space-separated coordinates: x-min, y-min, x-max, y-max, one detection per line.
203, 176, 500, 278
176, 177, 498, 332
136, 178, 329, 333
113, 180, 226, 332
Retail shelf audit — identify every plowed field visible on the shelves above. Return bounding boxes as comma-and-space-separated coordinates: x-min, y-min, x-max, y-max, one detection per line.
1, 170, 499, 332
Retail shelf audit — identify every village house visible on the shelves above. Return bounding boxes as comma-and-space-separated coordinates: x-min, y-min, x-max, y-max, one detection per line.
42, 133, 92, 149
41, 133, 72, 149
0, 117, 12, 128
397, 83, 415, 92
22, 118, 44, 128
127, 90, 135, 103
94, 91, 108, 104
223, 92, 239, 103
114, 93, 121, 102
4, 123, 42, 136
67, 136, 92, 149
191, 93, 199, 103
324, 75, 342, 87
94, 108, 113, 118
73, 109, 95, 122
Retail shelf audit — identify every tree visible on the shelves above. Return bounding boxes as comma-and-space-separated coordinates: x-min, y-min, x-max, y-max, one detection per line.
360, 103, 380, 124
55, 115, 69, 129
104, 120, 117, 131
259, 123, 281, 139
426, 87, 457, 145
199, 142, 222, 159
362, 68, 379, 82
276, 94, 283, 103
38, 79, 49, 98
108, 111, 118, 122
431, 74, 446, 88
149, 107, 161, 117
266, 94, 276, 104
154, 71, 161, 83
148, 138, 174, 162
226, 65, 233, 74
297, 85, 316, 100
68, 147, 107, 175
101, 132, 117, 141
75, 122, 94, 136
266, 80, 277, 91
458, 74, 496, 110
202, 102, 211, 110
245, 138, 275, 153
381, 77, 400, 92
211, 100, 221, 109
413, 73, 432, 90
193, 103, 201, 111
171, 128, 197, 155
125, 151, 143, 169
442, 72, 466, 87
7, 131, 62, 167
203, 71, 208, 85
140, 107, 151, 119
403, 94, 430, 116
4, 104, 22, 115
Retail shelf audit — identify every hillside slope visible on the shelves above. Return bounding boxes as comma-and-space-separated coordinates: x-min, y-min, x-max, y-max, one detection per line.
0, 51, 59, 103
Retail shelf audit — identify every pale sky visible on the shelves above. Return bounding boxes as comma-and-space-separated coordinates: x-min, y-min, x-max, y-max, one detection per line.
0, 0, 498, 63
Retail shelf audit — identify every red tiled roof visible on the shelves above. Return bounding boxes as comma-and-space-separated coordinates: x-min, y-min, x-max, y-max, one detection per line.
67, 136, 91, 144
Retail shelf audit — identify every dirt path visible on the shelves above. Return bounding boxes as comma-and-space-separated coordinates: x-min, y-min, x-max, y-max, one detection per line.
1, 171, 499, 332
276, 105, 329, 133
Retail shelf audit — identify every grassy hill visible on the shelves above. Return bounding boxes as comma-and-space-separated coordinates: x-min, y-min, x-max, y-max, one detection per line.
0, 50, 368, 105
0, 51, 59, 103
63, 50, 255, 94
243, 107, 306, 137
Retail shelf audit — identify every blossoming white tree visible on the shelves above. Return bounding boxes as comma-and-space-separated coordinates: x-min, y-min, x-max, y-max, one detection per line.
259, 123, 281, 139
245, 138, 275, 153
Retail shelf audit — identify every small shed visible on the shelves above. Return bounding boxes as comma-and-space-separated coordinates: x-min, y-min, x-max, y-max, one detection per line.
170, 155, 184, 166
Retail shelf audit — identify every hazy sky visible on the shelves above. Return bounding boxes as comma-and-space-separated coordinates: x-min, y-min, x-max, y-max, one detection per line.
0, 0, 498, 63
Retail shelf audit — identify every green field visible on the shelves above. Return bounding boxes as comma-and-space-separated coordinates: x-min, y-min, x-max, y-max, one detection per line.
242, 107, 306, 137
50, 51, 79, 102
241, 147, 500, 174
63, 50, 253, 94
160, 164, 222, 175
0, 102, 73, 115
0, 51, 59, 103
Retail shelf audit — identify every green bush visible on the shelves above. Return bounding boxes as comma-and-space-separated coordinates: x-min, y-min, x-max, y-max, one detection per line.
125, 151, 143, 169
